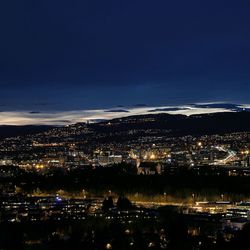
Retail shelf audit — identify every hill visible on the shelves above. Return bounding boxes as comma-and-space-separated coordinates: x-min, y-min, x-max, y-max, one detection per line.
0, 125, 56, 139
91, 111, 250, 136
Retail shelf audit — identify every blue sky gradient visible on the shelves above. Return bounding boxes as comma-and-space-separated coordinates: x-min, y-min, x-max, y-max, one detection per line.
0, 0, 249, 111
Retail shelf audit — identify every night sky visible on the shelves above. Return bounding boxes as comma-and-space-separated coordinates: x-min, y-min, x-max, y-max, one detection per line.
0, 0, 250, 112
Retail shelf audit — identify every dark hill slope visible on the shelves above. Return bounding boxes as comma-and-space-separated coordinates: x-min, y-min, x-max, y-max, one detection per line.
91, 112, 250, 136
0, 125, 55, 139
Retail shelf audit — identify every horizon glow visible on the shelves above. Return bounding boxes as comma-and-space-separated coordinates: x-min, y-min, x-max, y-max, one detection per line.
0, 103, 246, 126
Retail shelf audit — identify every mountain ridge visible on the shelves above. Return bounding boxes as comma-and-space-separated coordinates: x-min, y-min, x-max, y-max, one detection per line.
0, 111, 250, 139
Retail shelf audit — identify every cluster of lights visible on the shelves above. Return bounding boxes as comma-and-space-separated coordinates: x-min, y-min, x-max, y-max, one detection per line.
35, 164, 44, 170
241, 150, 249, 155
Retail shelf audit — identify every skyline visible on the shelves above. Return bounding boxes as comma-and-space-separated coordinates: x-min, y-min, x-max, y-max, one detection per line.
0, 0, 250, 112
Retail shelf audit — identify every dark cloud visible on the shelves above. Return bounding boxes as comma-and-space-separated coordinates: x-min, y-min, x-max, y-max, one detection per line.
51, 120, 71, 124
105, 109, 129, 113
193, 103, 243, 111
148, 107, 190, 112
29, 111, 41, 114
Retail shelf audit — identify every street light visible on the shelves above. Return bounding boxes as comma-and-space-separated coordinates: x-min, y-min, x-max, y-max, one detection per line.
221, 194, 224, 201
106, 243, 112, 249
82, 189, 86, 199
192, 193, 195, 204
